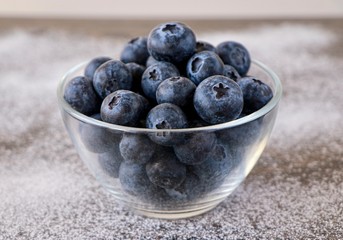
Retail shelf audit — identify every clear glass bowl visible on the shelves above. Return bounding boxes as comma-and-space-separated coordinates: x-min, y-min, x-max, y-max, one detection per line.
57, 59, 282, 219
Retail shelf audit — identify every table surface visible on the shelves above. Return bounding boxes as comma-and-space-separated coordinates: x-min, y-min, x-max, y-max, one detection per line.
0, 17, 342, 240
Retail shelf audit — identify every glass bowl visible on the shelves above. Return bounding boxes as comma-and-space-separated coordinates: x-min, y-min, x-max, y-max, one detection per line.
57, 59, 282, 219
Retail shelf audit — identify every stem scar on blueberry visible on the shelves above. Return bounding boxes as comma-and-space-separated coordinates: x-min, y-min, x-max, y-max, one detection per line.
191, 57, 203, 73
129, 37, 139, 44
228, 72, 238, 81
108, 95, 121, 109
156, 120, 170, 137
213, 83, 229, 99
196, 42, 204, 48
156, 120, 170, 129
162, 24, 178, 34
170, 77, 181, 82
149, 69, 158, 80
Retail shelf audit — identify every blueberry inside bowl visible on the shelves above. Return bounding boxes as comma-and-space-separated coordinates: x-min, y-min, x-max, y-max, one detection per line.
57, 59, 282, 219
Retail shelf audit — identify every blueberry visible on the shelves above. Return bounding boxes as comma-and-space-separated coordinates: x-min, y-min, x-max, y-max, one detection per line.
186, 51, 224, 85
148, 22, 196, 65
119, 162, 160, 197
146, 147, 187, 189
217, 114, 263, 147
193, 75, 243, 124
146, 56, 160, 67
101, 90, 149, 127
93, 60, 133, 99
125, 62, 146, 94
216, 41, 251, 76
237, 76, 273, 114
119, 133, 157, 164
79, 113, 122, 153
146, 103, 188, 146
84, 56, 112, 81
63, 76, 101, 115
174, 131, 217, 165
156, 76, 196, 108
120, 37, 149, 65
141, 61, 179, 101
195, 41, 216, 53
98, 145, 124, 178
190, 143, 234, 191
223, 64, 241, 82
165, 172, 204, 201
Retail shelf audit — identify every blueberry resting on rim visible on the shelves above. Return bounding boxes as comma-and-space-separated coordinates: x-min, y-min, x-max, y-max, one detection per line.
237, 76, 273, 114
84, 56, 112, 81
101, 90, 149, 127
63, 76, 101, 115
216, 41, 251, 76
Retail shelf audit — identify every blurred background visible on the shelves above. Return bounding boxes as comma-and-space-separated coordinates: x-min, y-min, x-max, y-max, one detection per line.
0, 0, 342, 19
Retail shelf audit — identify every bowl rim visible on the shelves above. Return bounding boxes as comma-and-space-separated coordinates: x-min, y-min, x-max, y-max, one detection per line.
57, 59, 282, 133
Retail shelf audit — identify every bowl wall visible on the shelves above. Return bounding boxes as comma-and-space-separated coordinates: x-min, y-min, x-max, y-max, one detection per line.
57, 60, 281, 219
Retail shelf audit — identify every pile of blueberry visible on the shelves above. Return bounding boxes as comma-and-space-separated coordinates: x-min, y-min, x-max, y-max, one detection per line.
64, 22, 273, 203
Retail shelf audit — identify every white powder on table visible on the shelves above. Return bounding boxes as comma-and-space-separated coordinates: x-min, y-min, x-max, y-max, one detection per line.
0, 23, 342, 239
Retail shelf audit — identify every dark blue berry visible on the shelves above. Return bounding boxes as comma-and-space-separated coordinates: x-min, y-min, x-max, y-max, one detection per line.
98, 145, 124, 178
119, 133, 157, 164
84, 56, 112, 81
217, 114, 263, 147
146, 56, 160, 67
146, 103, 188, 146
223, 64, 241, 82
93, 60, 133, 99
190, 143, 234, 191
165, 172, 204, 201
63, 76, 100, 115
216, 41, 251, 76
174, 131, 217, 165
119, 162, 159, 197
186, 51, 224, 85
193, 75, 243, 124
237, 76, 273, 114
120, 37, 149, 65
146, 147, 187, 189
125, 62, 146, 94
148, 22, 196, 65
195, 41, 216, 53
156, 76, 196, 108
141, 61, 179, 101
101, 90, 149, 127
79, 113, 121, 153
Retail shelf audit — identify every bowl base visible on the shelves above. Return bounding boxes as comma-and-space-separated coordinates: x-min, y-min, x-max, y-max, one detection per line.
128, 200, 223, 219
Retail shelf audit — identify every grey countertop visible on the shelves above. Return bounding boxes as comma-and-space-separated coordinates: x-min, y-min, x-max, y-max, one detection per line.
0, 18, 342, 239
